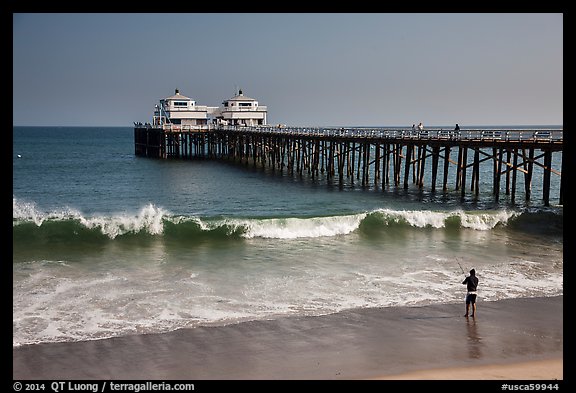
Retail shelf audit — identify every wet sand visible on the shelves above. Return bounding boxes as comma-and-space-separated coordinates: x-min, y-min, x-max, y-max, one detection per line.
13, 296, 563, 380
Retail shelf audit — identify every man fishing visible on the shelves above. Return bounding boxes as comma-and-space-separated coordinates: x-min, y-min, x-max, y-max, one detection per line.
462, 268, 479, 318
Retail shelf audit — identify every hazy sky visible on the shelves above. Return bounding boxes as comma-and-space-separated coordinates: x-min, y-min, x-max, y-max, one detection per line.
13, 13, 563, 127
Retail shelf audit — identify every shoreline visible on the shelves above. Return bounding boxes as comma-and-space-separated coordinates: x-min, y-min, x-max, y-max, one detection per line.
13, 296, 563, 380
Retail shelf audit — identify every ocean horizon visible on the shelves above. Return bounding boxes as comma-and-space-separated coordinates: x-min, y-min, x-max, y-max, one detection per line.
12, 124, 564, 129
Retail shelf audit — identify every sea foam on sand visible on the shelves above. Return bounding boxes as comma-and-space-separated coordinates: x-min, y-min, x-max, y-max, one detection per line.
13, 296, 562, 380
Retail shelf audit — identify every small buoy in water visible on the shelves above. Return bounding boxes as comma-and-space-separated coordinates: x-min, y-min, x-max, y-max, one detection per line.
17, 154, 22, 158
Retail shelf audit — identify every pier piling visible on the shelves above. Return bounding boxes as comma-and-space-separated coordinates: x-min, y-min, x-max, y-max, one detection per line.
134, 125, 563, 206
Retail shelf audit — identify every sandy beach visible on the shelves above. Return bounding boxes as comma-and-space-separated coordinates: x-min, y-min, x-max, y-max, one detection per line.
376, 358, 562, 380
13, 296, 562, 380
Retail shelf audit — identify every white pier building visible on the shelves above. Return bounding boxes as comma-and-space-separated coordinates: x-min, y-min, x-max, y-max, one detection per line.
215, 89, 267, 126
152, 89, 267, 128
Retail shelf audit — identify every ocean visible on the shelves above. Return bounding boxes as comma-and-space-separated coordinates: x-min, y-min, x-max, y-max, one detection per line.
12, 126, 563, 347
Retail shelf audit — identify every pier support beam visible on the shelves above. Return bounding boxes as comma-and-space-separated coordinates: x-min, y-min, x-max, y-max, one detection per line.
134, 127, 562, 206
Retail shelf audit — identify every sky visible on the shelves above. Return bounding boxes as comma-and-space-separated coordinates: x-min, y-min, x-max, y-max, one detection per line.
12, 13, 563, 127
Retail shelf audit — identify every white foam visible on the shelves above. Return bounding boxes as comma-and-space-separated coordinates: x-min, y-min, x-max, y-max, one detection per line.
240, 214, 366, 239
13, 197, 171, 239
12, 197, 82, 226
79, 204, 169, 238
13, 256, 563, 347
378, 208, 449, 228
458, 209, 520, 230
375, 208, 520, 230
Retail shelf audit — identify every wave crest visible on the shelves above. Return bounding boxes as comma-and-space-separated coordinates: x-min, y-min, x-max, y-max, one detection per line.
364, 208, 520, 231
13, 198, 527, 242
13, 198, 170, 239
79, 204, 168, 238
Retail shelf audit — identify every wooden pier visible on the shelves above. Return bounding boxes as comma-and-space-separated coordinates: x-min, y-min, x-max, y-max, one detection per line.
134, 125, 563, 206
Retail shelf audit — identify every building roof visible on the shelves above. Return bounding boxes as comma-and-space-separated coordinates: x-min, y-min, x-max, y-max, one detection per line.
225, 89, 257, 102
165, 89, 192, 101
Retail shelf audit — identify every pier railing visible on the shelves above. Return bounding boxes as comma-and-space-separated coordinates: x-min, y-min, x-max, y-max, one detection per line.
135, 123, 562, 144
217, 125, 563, 144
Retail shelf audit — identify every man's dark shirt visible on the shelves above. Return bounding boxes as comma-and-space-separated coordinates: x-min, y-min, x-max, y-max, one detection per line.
462, 276, 478, 292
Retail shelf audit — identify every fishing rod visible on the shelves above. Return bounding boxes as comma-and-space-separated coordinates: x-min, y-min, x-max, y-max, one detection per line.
457, 260, 466, 275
